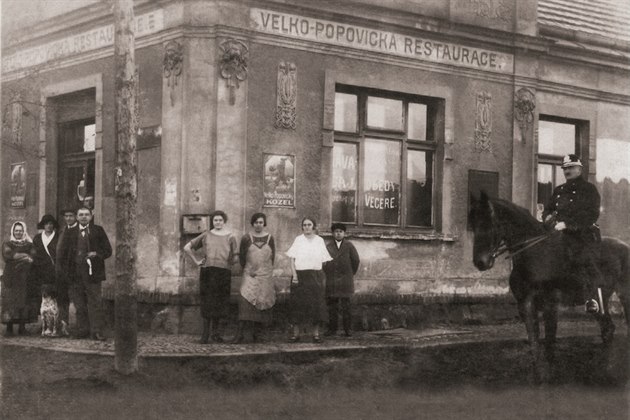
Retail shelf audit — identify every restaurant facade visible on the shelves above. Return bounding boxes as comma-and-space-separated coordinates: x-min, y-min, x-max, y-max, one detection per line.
2, 0, 629, 331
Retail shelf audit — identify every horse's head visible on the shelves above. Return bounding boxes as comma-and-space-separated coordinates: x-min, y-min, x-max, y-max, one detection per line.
469, 191, 502, 271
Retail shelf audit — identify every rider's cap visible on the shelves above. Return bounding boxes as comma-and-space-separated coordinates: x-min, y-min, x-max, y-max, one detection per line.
561, 154, 583, 169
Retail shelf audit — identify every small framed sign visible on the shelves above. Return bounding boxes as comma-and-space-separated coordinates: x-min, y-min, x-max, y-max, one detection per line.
10, 162, 26, 208
263, 153, 295, 208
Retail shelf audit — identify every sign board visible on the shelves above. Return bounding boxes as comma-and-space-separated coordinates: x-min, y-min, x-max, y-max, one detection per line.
2, 10, 164, 73
263, 153, 295, 208
10, 162, 26, 208
250, 8, 514, 74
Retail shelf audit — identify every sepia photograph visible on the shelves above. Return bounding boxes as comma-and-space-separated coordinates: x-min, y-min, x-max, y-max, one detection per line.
0, 0, 628, 419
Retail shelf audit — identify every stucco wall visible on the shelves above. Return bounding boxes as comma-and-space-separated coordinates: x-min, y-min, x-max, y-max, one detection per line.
245, 42, 514, 299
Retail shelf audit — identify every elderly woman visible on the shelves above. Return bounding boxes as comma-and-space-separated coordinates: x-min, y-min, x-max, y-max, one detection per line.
30, 214, 59, 318
233, 212, 276, 343
1, 221, 35, 336
184, 210, 238, 344
286, 217, 332, 343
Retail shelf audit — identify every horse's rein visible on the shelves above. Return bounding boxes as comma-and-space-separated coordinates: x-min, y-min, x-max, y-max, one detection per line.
501, 233, 553, 259
489, 218, 553, 260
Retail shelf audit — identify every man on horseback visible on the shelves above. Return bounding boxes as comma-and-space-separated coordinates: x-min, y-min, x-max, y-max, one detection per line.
543, 154, 602, 314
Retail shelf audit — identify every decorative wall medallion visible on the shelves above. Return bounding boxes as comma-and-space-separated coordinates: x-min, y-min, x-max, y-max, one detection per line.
219, 39, 249, 105
514, 87, 536, 143
275, 61, 297, 129
474, 91, 492, 152
163, 40, 183, 106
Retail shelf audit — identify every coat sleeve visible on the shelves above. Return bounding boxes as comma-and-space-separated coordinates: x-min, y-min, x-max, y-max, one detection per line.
32, 235, 46, 267
564, 183, 600, 230
98, 227, 113, 260
348, 242, 360, 274
542, 187, 559, 222
239, 234, 251, 268
2, 241, 15, 261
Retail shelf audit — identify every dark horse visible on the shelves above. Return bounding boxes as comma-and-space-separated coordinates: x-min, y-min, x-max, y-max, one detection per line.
469, 192, 630, 381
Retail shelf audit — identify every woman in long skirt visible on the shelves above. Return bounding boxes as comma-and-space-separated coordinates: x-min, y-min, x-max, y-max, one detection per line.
184, 210, 238, 343
234, 212, 276, 343
30, 214, 60, 325
286, 217, 332, 343
1, 221, 35, 336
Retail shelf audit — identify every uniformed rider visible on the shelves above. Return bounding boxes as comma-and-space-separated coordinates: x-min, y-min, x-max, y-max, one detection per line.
542, 154, 602, 314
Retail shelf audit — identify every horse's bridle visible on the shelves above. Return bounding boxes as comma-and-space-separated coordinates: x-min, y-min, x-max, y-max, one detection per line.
486, 204, 552, 261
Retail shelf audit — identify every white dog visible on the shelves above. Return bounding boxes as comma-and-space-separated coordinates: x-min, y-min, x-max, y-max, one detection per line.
40, 285, 59, 337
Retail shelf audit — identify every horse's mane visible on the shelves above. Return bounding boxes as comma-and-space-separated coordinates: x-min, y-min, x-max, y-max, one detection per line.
489, 197, 546, 235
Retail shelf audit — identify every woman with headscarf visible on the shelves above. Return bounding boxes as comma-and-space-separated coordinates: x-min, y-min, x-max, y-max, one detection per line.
1, 221, 35, 336
30, 214, 60, 324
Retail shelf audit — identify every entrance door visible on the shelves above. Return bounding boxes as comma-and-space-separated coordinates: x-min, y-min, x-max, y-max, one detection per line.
57, 119, 96, 214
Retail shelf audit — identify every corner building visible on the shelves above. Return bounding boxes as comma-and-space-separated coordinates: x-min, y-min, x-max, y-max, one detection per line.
2, 0, 629, 331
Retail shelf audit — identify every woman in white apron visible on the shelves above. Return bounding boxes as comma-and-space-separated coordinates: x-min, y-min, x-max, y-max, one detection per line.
234, 213, 276, 343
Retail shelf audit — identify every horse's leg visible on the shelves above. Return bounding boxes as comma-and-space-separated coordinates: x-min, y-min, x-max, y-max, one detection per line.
521, 291, 543, 383
543, 289, 561, 369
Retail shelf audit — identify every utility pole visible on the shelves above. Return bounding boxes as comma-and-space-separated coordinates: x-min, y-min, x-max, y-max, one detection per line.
113, 0, 138, 375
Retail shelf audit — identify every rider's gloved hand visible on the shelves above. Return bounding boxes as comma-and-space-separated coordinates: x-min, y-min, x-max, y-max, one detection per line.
554, 221, 567, 231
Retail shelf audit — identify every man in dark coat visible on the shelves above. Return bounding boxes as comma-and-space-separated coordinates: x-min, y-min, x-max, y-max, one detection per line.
543, 154, 602, 314
323, 223, 360, 336
56, 207, 112, 340
55, 209, 78, 334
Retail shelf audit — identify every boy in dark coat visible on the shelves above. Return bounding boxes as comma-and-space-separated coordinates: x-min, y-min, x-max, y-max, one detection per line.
323, 223, 360, 337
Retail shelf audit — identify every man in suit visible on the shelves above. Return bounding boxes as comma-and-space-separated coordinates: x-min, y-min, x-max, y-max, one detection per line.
543, 154, 602, 314
57, 207, 112, 340
323, 223, 360, 337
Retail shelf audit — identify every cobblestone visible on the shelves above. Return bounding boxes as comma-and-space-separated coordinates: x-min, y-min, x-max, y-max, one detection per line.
0, 320, 610, 358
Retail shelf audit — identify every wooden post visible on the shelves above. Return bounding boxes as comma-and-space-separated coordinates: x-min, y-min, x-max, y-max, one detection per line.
113, 0, 138, 375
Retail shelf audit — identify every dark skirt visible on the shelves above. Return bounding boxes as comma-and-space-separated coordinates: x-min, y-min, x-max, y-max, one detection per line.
289, 270, 328, 324
238, 296, 272, 324
199, 267, 231, 319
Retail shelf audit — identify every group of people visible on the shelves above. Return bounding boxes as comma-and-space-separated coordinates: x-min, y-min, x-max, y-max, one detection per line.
1, 152, 600, 344
184, 212, 361, 344
1, 207, 111, 340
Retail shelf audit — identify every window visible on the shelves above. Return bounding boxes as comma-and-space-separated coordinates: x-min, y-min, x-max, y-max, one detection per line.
58, 119, 96, 213
536, 116, 586, 213
331, 86, 441, 228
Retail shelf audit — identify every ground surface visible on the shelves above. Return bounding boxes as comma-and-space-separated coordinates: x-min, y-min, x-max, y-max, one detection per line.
0, 321, 628, 419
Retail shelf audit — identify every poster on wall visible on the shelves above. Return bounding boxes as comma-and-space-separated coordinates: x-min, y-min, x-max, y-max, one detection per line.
263, 153, 295, 208
10, 162, 27, 208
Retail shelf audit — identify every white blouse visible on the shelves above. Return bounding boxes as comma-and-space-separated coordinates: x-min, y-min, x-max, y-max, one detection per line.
286, 234, 332, 270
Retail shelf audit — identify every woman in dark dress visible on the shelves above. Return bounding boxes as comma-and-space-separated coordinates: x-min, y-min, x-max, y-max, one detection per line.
30, 214, 59, 322
1, 221, 35, 336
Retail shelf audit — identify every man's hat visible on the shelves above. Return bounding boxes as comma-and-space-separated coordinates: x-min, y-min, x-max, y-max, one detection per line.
37, 214, 59, 230
330, 222, 347, 232
561, 154, 583, 169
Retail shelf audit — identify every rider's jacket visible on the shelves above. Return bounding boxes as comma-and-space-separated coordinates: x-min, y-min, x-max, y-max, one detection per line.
543, 176, 600, 238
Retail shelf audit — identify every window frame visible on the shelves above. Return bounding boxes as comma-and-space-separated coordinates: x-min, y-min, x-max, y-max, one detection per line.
536, 115, 587, 207
332, 84, 440, 230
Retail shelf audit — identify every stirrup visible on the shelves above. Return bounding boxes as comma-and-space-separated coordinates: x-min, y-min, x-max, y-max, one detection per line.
585, 299, 599, 314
